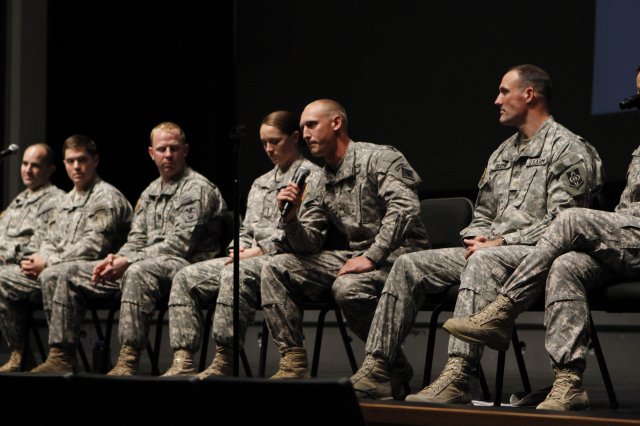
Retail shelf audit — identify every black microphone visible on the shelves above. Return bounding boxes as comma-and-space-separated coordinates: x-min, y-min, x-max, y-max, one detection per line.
281, 166, 311, 220
0, 144, 19, 161
619, 94, 640, 110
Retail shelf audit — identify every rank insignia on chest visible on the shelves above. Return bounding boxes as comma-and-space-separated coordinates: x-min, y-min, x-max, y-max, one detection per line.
566, 169, 584, 188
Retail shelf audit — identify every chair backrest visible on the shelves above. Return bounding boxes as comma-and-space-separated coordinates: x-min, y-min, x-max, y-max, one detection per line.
420, 197, 474, 249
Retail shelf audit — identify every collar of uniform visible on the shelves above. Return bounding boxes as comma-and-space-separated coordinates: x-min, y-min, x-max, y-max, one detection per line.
323, 140, 356, 186
269, 155, 306, 190
148, 167, 191, 197
64, 176, 101, 210
503, 116, 555, 162
21, 183, 54, 205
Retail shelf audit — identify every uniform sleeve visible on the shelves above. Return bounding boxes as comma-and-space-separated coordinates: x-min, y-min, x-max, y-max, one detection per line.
278, 175, 328, 255
47, 196, 129, 265
20, 193, 61, 259
615, 148, 640, 214
503, 146, 591, 245
117, 197, 149, 261
460, 167, 498, 240
363, 150, 423, 265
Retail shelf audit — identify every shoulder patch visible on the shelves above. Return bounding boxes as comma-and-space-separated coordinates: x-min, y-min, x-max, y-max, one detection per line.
566, 169, 584, 189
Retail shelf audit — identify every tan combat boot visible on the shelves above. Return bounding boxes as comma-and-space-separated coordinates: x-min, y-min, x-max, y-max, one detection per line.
197, 346, 233, 380
0, 350, 23, 372
107, 345, 140, 376
350, 354, 394, 399
270, 347, 309, 379
443, 294, 520, 351
31, 347, 77, 374
405, 356, 474, 404
537, 368, 589, 411
161, 349, 196, 377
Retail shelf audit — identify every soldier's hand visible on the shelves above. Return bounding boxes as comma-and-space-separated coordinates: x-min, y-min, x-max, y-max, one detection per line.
224, 246, 264, 264
277, 182, 302, 223
92, 254, 129, 284
463, 236, 504, 259
337, 256, 375, 276
20, 254, 46, 278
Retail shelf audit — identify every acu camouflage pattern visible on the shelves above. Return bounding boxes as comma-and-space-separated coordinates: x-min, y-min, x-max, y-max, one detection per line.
363, 117, 604, 363
115, 167, 226, 350
0, 177, 131, 349
0, 184, 64, 263
38, 177, 133, 266
167, 157, 319, 352
117, 167, 226, 263
500, 146, 640, 371
262, 141, 429, 352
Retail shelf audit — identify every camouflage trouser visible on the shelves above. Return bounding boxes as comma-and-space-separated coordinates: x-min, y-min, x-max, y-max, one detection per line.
119, 256, 190, 350
0, 264, 38, 349
213, 256, 266, 349
502, 208, 640, 370
542, 252, 613, 372
364, 245, 533, 363
48, 260, 120, 348
167, 257, 225, 351
261, 250, 394, 352
0, 262, 75, 349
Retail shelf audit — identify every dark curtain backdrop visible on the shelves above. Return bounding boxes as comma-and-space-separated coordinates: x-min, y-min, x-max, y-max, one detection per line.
47, 1, 639, 210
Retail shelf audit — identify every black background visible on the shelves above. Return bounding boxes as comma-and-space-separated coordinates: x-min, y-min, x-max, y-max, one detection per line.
44, 0, 639, 210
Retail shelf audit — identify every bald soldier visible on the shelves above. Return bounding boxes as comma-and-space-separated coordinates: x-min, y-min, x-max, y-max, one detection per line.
0, 144, 64, 371
1, 137, 132, 373
350, 64, 604, 402
261, 99, 429, 381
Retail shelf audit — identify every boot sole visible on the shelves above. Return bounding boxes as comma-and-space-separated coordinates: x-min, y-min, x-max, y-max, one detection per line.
443, 321, 510, 352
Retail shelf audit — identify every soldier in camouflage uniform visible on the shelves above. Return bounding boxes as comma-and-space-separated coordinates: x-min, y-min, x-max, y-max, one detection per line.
1, 136, 132, 374
54, 121, 228, 376
350, 64, 604, 402
445, 66, 640, 411
0, 144, 64, 371
162, 111, 320, 378
262, 99, 429, 382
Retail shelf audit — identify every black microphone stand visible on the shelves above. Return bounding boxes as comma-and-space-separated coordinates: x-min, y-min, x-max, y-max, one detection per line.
229, 124, 245, 377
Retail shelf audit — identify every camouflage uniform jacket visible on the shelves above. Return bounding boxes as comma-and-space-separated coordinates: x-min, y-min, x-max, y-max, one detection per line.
462, 117, 604, 245
229, 156, 320, 255
281, 141, 429, 265
0, 184, 64, 263
38, 177, 132, 266
614, 146, 640, 217
118, 167, 226, 264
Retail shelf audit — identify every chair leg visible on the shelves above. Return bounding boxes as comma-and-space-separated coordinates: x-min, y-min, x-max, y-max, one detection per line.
494, 350, 506, 406
478, 364, 491, 401
423, 303, 445, 387
240, 347, 252, 377
151, 308, 167, 375
589, 313, 618, 409
77, 341, 92, 372
511, 328, 531, 393
258, 319, 269, 377
334, 308, 357, 373
199, 306, 216, 371
31, 318, 47, 362
310, 307, 330, 377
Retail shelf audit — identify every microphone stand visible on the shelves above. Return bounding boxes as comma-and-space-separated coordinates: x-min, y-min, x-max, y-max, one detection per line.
229, 124, 245, 377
